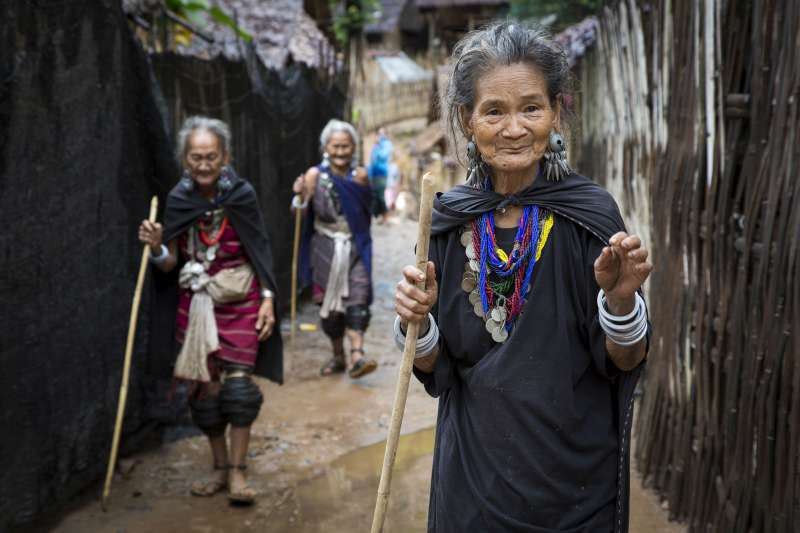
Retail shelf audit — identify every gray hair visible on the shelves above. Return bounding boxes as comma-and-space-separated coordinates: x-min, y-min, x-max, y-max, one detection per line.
319, 119, 360, 164
176, 115, 232, 163
442, 21, 573, 160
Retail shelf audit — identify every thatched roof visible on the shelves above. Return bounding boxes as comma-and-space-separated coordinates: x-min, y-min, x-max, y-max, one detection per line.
365, 0, 407, 33
365, 0, 425, 34
555, 16, 599, 66
414, 0, 507, 8
123, 0, 335, 70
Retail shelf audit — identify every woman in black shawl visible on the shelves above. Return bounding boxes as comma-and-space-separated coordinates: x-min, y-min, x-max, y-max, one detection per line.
395, 22, 652, 532
139, 116, 282, 504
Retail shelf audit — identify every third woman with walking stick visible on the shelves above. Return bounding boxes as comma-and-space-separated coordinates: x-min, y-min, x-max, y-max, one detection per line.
292, 119, 378, 380
395, 22, 652, 532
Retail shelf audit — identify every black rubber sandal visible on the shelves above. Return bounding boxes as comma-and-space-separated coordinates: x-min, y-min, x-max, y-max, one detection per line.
349, 349, 377, 378
320, 357, 347, 376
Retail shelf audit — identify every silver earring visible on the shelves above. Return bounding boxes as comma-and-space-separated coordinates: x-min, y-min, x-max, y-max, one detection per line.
179, 170, 194, 191
465, 137, 485, 188
323, 152, 331, 166
543, 130, 571, 181
218, 166, 233, 192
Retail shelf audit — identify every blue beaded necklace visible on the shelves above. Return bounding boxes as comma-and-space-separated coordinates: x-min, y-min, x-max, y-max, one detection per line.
461, 176, 554, 341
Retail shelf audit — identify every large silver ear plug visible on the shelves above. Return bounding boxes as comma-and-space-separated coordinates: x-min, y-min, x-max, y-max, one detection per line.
543, 130, 571, 181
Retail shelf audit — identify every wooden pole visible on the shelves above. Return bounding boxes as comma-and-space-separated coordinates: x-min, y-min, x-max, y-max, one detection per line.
290, 204, 303, 346
370, 173, 435, 533
101, 195, 158, 510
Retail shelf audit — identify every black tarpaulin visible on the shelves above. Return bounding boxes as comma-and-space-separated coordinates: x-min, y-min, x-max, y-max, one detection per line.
0, 1, 176, 530
0, 2, 345, 530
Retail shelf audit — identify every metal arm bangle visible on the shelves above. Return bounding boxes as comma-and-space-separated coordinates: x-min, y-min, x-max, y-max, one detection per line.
291, 194, 308, 210
149, 244, 169, 265
597, 290, 648, 346
393, 314, 439, 358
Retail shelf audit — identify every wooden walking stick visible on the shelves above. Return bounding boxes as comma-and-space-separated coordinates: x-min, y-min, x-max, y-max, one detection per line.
371, 173, 435, 533
290, 201, 303, 345
101, 195, 158, 510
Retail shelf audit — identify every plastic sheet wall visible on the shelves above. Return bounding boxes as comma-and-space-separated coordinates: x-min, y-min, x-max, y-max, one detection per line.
149, 52, 345, 308
0, 2, 344, 530
0, 1, 176, 529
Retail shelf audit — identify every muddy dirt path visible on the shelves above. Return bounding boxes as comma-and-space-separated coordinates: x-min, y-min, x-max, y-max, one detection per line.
48, 217, 683, 533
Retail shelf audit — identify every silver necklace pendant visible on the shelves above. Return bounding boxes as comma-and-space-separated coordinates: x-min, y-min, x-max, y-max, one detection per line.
491, 306, 507, 323
492, 325, 509, 343
460, 230, 472, 248
468, 290, 480, 306
206, 245, 217, 262
465, 244, 477, 260
485, 318, 500, 334
461, 271, 477, 292
473, 300, 484, 318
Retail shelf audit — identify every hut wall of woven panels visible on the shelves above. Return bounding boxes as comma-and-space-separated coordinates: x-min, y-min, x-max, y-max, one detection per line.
571, 2, 800, 532
352, 51, 434, 132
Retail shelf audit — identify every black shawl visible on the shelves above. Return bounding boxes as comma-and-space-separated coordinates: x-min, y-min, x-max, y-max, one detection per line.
149, 170, 283, 384
420, 172, 645, 533
432, 172, 624, 242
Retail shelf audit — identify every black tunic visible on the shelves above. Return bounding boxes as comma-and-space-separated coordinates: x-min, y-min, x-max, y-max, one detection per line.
415, 174, 646, 533
149, 169, 284, 384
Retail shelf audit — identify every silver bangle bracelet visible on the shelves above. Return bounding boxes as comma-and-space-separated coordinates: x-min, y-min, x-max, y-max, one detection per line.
597, 290, 648, 346
393, 314, 439, 358
291, 194, 308, 210
149, 244, 169, 265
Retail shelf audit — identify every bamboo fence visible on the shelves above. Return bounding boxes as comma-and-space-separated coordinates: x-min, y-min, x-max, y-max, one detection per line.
574, 1, 800, 531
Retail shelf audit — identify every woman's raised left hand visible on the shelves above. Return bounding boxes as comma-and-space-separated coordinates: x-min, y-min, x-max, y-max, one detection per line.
256, 297, 275, 341
594, 232, 652, 313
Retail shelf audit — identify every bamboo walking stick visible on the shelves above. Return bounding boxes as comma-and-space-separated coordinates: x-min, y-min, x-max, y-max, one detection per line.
101, 195, 158, 510
371, 173, 435, 533
290, 203, 303, 345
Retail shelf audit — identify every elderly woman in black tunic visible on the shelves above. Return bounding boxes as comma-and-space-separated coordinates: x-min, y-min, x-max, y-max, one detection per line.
395, 22, 652, 533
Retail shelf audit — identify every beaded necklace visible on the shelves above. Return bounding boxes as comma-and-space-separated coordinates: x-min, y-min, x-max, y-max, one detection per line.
192, 208, 227, 264
460, 180, 555, 343
319, 162, 356, 214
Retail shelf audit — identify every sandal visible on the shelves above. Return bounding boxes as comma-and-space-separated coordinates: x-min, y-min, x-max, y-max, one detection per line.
227, 464, 256, 505
320, 356, 347, 376
190, 463, 229, 497
348, 350, 377, 379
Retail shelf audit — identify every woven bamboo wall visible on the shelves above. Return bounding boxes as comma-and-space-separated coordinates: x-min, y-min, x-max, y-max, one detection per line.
574, 1, 800, 531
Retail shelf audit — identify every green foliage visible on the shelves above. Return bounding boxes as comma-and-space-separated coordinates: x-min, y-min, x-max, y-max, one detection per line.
328, 0, 380, 47
509, 0, 603, 29
165, 0, 252, 42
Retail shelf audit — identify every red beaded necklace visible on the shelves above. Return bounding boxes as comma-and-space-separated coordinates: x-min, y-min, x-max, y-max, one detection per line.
198, 215, 228, 246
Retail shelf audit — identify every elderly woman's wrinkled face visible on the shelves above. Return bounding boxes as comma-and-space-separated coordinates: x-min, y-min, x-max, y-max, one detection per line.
185, 129, 228, 189
325, 131, 356, 170
467, 62, 559, 177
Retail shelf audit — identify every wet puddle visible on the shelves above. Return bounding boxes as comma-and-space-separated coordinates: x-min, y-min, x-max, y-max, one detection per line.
268, 426, 435, 532
50, 427, 435, 533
